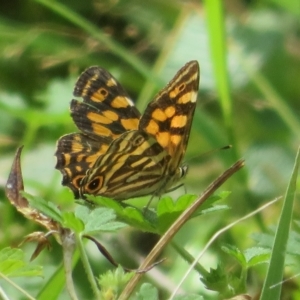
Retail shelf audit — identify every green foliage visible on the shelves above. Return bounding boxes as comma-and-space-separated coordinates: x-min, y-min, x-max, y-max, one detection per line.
79, 207, 127, 235
98, 266, 134, 300
132, 283, 159, 300
89, 193, 228, 236
222, 244, 270, 269
0, 247, 42, 278
23, 191, 63, 224
201, 264, 235, 297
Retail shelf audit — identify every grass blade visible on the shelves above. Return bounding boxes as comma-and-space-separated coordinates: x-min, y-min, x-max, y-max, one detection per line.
260, 146, 300, 300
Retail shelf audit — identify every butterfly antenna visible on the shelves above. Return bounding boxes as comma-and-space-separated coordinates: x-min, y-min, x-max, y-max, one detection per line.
185, 144, 232, 164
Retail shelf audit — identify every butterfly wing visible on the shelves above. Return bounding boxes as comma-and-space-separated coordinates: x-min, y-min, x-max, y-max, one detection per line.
55, 133, 110, 198
139, 61, 199, 173
72, 66, 141, 139
55, 66, 141, 197
79, 130, 169, 200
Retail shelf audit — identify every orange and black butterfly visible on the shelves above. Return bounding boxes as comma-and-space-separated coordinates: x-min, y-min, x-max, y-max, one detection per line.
55, 61, 200, 201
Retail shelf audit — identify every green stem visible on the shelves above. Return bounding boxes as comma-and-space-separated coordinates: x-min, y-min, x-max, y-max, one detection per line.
61, 231, 78, 300
0, 272, 35, 300
170, 240, 209, 277
76, 233, 100, 299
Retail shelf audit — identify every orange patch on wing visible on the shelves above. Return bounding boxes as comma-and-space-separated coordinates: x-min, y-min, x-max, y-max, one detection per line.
121, 118, 139, 130
171, 134, 182, 145
63, 154, 71, 166
86, 153, 101, 164
74, 135, 82, 142
165, 106, 175, 118
145, 120, 159, 135
81, 81, 92, 97
87, 112, 113, 124
75, 165, 82, 172
171, 115, 187, 128
65, 168, 72, 177
177, 91, 192, 104
91, 94, 104, 102
157, 131, 170, 148
77, 154, 84, 162
106, 78, 117, 87
102, 110, 119, 121
92, 123, 112, 137
152, 108, 166, 121
94, 144, 109, 158
72, 141, 84, 152
169, 90, 178, 98
88, 87, 109, 102
111, 96, 130, 108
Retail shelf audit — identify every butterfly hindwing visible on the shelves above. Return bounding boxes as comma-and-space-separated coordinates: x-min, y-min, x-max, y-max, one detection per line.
80, 130, 169, 200
55, 133, 111, 197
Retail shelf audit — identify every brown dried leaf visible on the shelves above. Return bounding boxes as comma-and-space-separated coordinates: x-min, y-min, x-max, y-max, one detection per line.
19, 231, 53, 261
5, 146, 60, 232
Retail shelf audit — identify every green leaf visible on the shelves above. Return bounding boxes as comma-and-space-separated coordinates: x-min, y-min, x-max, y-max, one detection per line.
223, 245, 271, 269
244, 247, 270, 267
74, 205, 91, 223
200, 264, 229, 295
0, 247, 42, 277
221, 244, 247, 267
62, 211, 84, 233
197, 191, 231, 211
133, 283, 159, 300
83, 207, 127, 235
90, 195, 157, 232
157, 193, 228, 233
37, 249, 80, 300
122, 206, 156, 232
22, 191, 63, 224
98, 265, 134, 299
87, 195, 124, 213
157, 194, 196, 233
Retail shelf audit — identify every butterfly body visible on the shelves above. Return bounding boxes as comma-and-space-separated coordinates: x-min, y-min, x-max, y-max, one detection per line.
55, 61, 200, 201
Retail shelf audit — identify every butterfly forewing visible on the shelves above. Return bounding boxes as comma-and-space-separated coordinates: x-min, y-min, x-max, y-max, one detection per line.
55, 61, 200, 200
139, 61, 199, 172
72, 66, 141, 140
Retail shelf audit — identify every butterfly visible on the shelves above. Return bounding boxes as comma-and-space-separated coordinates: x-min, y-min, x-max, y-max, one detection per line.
55, 61, 200, 201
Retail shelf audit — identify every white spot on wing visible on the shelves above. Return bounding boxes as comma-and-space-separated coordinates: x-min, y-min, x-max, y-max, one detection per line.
125, 97, 135, 106
191, 91, 198, 103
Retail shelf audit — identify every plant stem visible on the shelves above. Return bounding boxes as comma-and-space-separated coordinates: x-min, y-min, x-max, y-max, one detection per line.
76, 233, 100, 299
61, 230, 79, 300
170, 240, 209, 277
0, 273, 35, 300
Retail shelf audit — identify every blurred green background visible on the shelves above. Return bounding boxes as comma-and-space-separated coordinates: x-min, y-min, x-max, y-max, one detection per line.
0, 0, 299, 299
